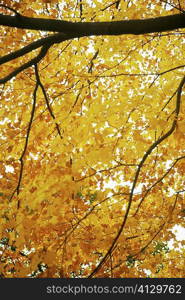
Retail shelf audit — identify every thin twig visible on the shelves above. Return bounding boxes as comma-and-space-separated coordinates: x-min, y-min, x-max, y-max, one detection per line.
0, 4, 21, 17
34, 66, 63, 139
74, 162, 138, 182
134, 155, 185, 215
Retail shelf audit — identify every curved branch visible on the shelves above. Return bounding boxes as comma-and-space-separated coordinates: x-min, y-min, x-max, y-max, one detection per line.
0, 13, 185, 35
0, 4, 21, 17
88, 75, 185, 278
0, 32, 82, 66
0, 33, 60, 65
0, 44, 51, 84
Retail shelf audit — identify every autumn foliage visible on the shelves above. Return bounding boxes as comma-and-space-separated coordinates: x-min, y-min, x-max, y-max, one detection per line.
0, 0, 185, 278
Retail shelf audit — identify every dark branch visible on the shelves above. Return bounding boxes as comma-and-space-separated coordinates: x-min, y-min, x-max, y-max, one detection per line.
0, 4, 21, 17
0, 44, 51, 84
34, 67, 63, 139
0, 33, 67, 66
0, 13, 185, 35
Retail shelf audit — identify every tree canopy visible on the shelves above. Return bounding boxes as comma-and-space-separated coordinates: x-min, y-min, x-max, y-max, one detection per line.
0, 0, 185, 278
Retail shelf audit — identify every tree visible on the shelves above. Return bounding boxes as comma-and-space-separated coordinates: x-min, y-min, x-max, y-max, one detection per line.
0, 0, 185, 278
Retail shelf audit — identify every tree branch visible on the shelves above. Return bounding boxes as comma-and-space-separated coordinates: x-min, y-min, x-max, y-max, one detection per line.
88, 75, 185, 278
0, 33, 65, 66
9, 66, 38, 207
0, 4, 21, 17
74, 162, 138, 182
34, 67, 63, 139
0, 13, 185, 35
0, 44, 51, 84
